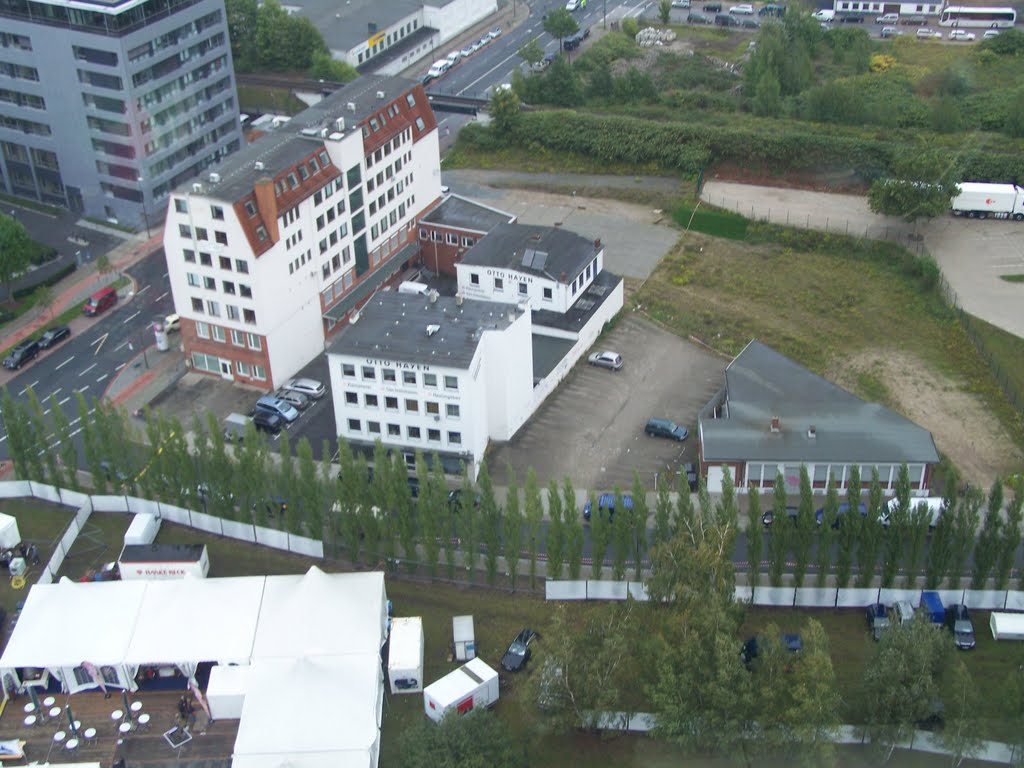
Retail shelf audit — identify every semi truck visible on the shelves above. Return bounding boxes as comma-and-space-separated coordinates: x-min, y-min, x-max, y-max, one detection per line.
950, 182, 1024, 220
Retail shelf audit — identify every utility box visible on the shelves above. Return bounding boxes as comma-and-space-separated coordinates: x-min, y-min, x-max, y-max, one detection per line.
921, 591, 945, 625
388, 617, 424, 694
123, 513, 161, 546
453, 615, 475, 661
0, 513, 21, 549
423, 658, 498, 723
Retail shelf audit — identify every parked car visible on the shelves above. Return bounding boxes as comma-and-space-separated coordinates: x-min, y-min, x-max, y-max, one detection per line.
254, 395, 299, 423
946, 604, 976, 650
948, 29, 976, 41
758, 3, 785, 16
729, 3, 754, 13
683, 462, 699, 492
83, 285, 117, 316
703, 2, 722, 11
916, 28, 942, 38
741, 17, 759, 28
876, 12, 899, 23
671, 0, 690, 7
3, 339, 40, 370
252, 410, 283, 434
811, 8, 834, 21
444, 51, 461, 67
715, 12, 742, 26
38, 325, 71, 350
587, 350, 623, 370
866, 603, 891, 641
893, 600, 915, 625
500, 628, 539, 672
688, 11, 712, 22
275, 389, 311, 411
815, 501, 867, 528
880, 26, 903, 38
741, 633, 803, 665
983, 29, 1000, 38
583, 492, 633, 521
460, 44, 475, 57
761, 505, 798, 526
488, 27, 502, 38
644, 418, 688, 441
281, 378, 326, 399
447, 488, 481, 512
163, 314, 180, 333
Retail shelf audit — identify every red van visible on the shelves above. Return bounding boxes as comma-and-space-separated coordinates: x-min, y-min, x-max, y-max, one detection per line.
83, 285, 118, 316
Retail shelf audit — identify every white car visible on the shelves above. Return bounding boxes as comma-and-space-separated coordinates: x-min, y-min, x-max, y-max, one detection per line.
671, 0, 690, 6
565, 0, 581, 9
488, 27, 502, 39
275, 389, 311, 411
460, 44, 475, 57
163, 314, 180, 333
916, 27, 942, 38
444, 51, 461, 67
948, 29, 976, 41
587, 351, 623, 370
983, 29, 1000, 38
281, 378, 326, 400
811, 9, 834, 21
729, 4, 754, 14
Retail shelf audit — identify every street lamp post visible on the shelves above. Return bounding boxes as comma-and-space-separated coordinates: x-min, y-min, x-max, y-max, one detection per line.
137, 176, 151, 238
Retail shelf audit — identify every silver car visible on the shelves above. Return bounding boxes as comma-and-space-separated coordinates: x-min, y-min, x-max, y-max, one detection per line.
587, 351, 623, 370
276, 389, 311, 411
281, 377, 326, 399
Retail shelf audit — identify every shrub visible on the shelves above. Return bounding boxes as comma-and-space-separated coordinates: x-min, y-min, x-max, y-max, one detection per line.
621, 17, 639, 38
869, 54, 897, 73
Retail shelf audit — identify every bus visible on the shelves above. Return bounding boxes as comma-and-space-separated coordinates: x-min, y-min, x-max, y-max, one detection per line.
938, 6, 1016, 27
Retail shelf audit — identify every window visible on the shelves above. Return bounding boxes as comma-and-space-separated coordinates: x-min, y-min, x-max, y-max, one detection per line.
519, 282, 528, 295
191, 297, 203, 312
240, 284, 252, 298
428, 428, 440, 442
425, 401, 439, 415
203, 276, 215, 290
448, 431, 462, 445
361, 365, 375, 380
200, 252, 212, 266
387, 423, 401, 437
244, 309, 257, 325
195, 321, 209, 338
223, 281, 235, 294
247, 332, 260, 350
244, 201, 257, 217
211, 325, 225, 342
405, 399, 418, 413
174, 199, 187, 214
348, 418, 361, 432
385, 396, 399, 410
462, 236, 475, 247
543, 287, 553, 300
408, 426, 421, 439
402, 371, 416, 385
494, 277, 503, 292
470, 273, 479, 286
178, 224, 191, 238
406, 93, 416, 107
211, 205, 224, 220
236, 361, 250, 376
227, 305, 239, 321
187, 273, 200, 287
368, 421, 381, 435
365, 394, 379, 407
342, 363, 356, 378
184, 249, 196, 263
424, 373, 437, 388
446, 403, 460, 418
236, 259, 249, 274
383, 368, 396, 383
415, 117, 425, 131
219, 256, 231, 271
206, 300, 220, 316
195, 227, 208, 241
231, 329, 245, 346
345, 391, 358, 404
444, 375, 458, 391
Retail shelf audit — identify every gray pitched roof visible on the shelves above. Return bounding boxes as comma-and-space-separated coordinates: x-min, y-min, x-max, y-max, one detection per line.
460, 223, 599, 281
326, 291, 522, 370
700, 341, 940, 464
420, 194, 515, 233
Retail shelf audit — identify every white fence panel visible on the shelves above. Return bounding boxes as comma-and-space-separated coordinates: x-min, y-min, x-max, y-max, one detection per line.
0, 481, 31, 498
934, 589, 965, 608
30, 482, 60, 504
963, 590, 1006, 610
833, 725, 863, 745
588, 581, 628, 601
157, 504, 192, 526
127, 496, 162, 516
60, 489, 91, 510
836, 587, 877, 608
626, 581, 648, 602
795, 588, 836, 608
221, 519, 256, 543
288, 533, 323, 559
546, 581, 587, 601
58, 518, 81, 555
91, 495, 129, 512
976, 738, 1016, 764
75, 504, 92, 527
751, 587, 795, 607
254, 526, 289, 551
735, 585, 753, 603
190, 511, 223, 536
628, 713, 657, 733
879, 588, 920, 607
1005, 591, 1024, 612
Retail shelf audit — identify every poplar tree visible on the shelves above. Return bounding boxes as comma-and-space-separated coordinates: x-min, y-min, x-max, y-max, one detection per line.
478, 462, 501, 586
546, 478, 565, 580
994, 478, 1023, 590
767, 471, 789, 587
881, 463, 911, 588
458, 471, 479, 582
632, 470, 648, 579
417, 451, 443, 578
590, 492, 612, 580
563, 477, 584, 580
835, 465, 859, 589
1, 389, 31, 480
523, 467, 544, 588
855, 468, 885, 588
971, 478, 1004, 589
77, 393, 107, 493
747, 484, 763, 590
653, 474, 673, 550
503, 466, 524, 590
815, 475, 838, 588
949, 487, 982, 590
791, 465, 815, 587
611, 485, 630, 581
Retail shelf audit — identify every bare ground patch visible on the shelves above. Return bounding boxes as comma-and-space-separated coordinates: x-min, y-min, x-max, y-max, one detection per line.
830, 351, 1023, 489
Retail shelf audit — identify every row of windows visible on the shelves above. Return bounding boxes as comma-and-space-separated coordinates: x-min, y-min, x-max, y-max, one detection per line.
745, 463, 926, 488
315, 200, 347, 231
183, 249, 248, 273
178, 223, 228, 245
365, 129, 409, 170
287, 249, 312, 275
343, 390, 460, 417
185, 272, 252, 298
0, 33, 31, 51
270, 151, 332, 199
421, 229, 476, 248
341, 363, 458, 390
195, 322, 262, 350
190, 297, 256, 324
347, 418, 461, 446
191, 351, 266, 380
356, 20, 419, 64
466, 272, 555, 300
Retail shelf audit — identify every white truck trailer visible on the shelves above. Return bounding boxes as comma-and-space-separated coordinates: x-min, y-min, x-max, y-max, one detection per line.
423, 658, 499, 722
950, 182, 1024, 220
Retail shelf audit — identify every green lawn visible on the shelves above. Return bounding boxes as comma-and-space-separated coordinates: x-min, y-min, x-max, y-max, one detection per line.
0, 499, 74, 618
960, 312, 1024, 419
236, 85, 307, 116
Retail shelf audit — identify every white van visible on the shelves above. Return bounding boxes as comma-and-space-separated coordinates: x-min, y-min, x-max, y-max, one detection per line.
812, 9, 835, 21
876, 12, 899, 23
880, 497, 946, 528
445, 51, 461, 67
426, 60, 449, 79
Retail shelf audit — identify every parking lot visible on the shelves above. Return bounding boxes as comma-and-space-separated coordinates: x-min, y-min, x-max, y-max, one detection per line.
488, 315, 727, 494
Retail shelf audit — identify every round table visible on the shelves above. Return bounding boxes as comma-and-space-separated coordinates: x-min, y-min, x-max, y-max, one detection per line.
23, 715, 36, 727
22, 703, 35, 714
70, 720, 81, 731
43, 696, 55, 707
137, 713, 150, 729
65, 738, 79, 751
83, 727, 97, 743
118, 722, 132, 735
130, 701, 143, 713
110, 710, 123, 721
53, 731, 66, 743
48, 707, 61, 718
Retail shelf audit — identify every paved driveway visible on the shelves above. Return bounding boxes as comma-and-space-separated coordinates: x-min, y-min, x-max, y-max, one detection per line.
701, 180, 1024, 339
488, 315, 727, 493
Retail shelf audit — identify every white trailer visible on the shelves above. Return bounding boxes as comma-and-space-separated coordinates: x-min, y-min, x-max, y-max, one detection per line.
119, 543, 210, 580
990, 612, 1024, 641
388, 617, 424, 694
453, 615, 476, 661
423, 658, 499, 722
951, 182, 1024, 220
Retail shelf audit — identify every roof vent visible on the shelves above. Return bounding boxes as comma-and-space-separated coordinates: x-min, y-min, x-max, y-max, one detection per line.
346, 102, 357, 113
595, 238, 602, 248
192, 182, 203, 193
455, 293, 464, 306
807, 426, 817, 439
334, 117, 346, 132
426, 324, 440, 337
350, 310, 360, 324
208, 172, 221, 183
770, 416, 780, 433
428, 289, 439, 304
376, 90, 385, 100
254, 161, 265, 171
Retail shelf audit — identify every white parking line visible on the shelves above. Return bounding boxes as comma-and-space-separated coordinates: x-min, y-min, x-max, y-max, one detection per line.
42, 387, 61, 403
138, 284, 151, 294
79, 363, 97, 377
58, 397, 71, 406
43, 409, 50, 416
69, 427, 83, 439
96, 374, 108, 383
114, 340, 131, 353
77, 385, 90, 394
55, 355, 75, 371
122, 310, 140, 324
156, 291, 169, 301
162, 272, 168, 279
0, 435, 6, 444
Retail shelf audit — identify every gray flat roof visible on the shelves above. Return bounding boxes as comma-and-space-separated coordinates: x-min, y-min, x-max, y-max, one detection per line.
531, 270, 621, 334
700, 341, 940, 464
421, 194, 514, 233
323, 240, 419, 322
460, 223, 599, 282
179, 74, 418, 202
532, 334, 574, 381
327, 291, 522, 369
289, 0, 422, 53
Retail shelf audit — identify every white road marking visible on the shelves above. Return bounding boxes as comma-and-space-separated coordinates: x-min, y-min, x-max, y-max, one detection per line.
114, 340, 131, 352
115, 363, 126, 372
138, 284, 151, 294
43, 409, 50, 416
0, 435, 6, 444
162, 272, 168, 279
156, 291, 169, 301
77, 385, 90, 394
122, 310, 140, 324
58, 397, 71, 406
42, 388, 61, 403
55, 355, 75, 371
69, 427, 83, 438
96, 374, 108, 383
79, 363, 97, 377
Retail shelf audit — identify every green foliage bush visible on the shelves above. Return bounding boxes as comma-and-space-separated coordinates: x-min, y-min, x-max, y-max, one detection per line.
671, 204, 748, 240
621, 17, 639, 38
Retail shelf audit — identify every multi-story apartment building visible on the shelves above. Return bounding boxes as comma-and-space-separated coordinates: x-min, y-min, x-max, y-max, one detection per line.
0, 0, 241, 228
162, 75, 440, 390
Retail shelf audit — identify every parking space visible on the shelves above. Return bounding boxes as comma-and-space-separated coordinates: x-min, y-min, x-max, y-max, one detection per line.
487, 315, 727, 494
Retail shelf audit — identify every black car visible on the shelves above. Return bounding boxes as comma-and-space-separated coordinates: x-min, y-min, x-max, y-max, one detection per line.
3, 339, 40, 370
741, 633, 803, 665
761, 505, 799, 526
741, 17, 759, 27
500, 628, 539, 672
715, 12, 742, 26
252, 410, 283, 434
866, 603, 891, 642
946, 604, 976, 650
688, 11, 712, 23
683, 462, 699, 492
645, 418, 688, 441
704, 2, 722, 10
38, 325, 71, 350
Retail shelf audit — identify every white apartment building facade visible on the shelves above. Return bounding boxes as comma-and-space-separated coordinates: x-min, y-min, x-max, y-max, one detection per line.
326, 292, 533, 477
161, 75, 442, 390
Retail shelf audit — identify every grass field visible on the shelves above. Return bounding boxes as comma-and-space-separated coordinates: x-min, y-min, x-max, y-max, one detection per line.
236, 85, 307, 116
0, 499, 73, 619
443, 141, 679, 180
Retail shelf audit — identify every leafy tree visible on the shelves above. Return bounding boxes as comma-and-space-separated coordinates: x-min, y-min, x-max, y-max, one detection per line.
418, 453, 443, 578
881, 463, 912, 588
791, 465, 815, 587
333, 439, 361, 561
33, 284, 54, 322
457, 471, 479, 581
490, 85, 521, 134
206, 412, 239, 520
503, 466, 524, 590
397, 709, 523, 768
52, 403, 79, 491
225, 0, 259, 70
76, 394, 106, 493
971, 478, 1004, 589
835, 465, 859, 589
611, 485, 631, 580
816, 475, 838, 588
855, 469, 885, 588
903, 499, 931, 588
747, 484, 763, 590
658, 0, 672, 23
867, 148, 959, 224
307, 51, 357, 83
478, 463, 501, 586
1004, 87, 1024, 139
563, 477, 584, 579
767, 471, 790, 587
546, 478, 565, 579
631, 471, 648, 579
752, 71, 782, 117
590, 492, 613, 579
926, 494, 955, 589
21, 389, 49, 483
517, 39, 544, 67
94, 253, 113, 283
524, 468, 544, 588
543, 56, 583, 107
293, 438, 322, 534
0, 389, 31, 480
745, 19, 814, 98
674, 473, 696, 536
948, 487, 982, 589
542, 8, 578, 52
994, 477, 1022, 590
586, 60, 614, 101
861, 614, 950, 761
938, 658, 982, 767
654, 475, 673, 550
0, 214, 32, 297
930, 96, 962, 133
392, 455, 417, 572
621, 17, 639, 38
253, 0, 325, 71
